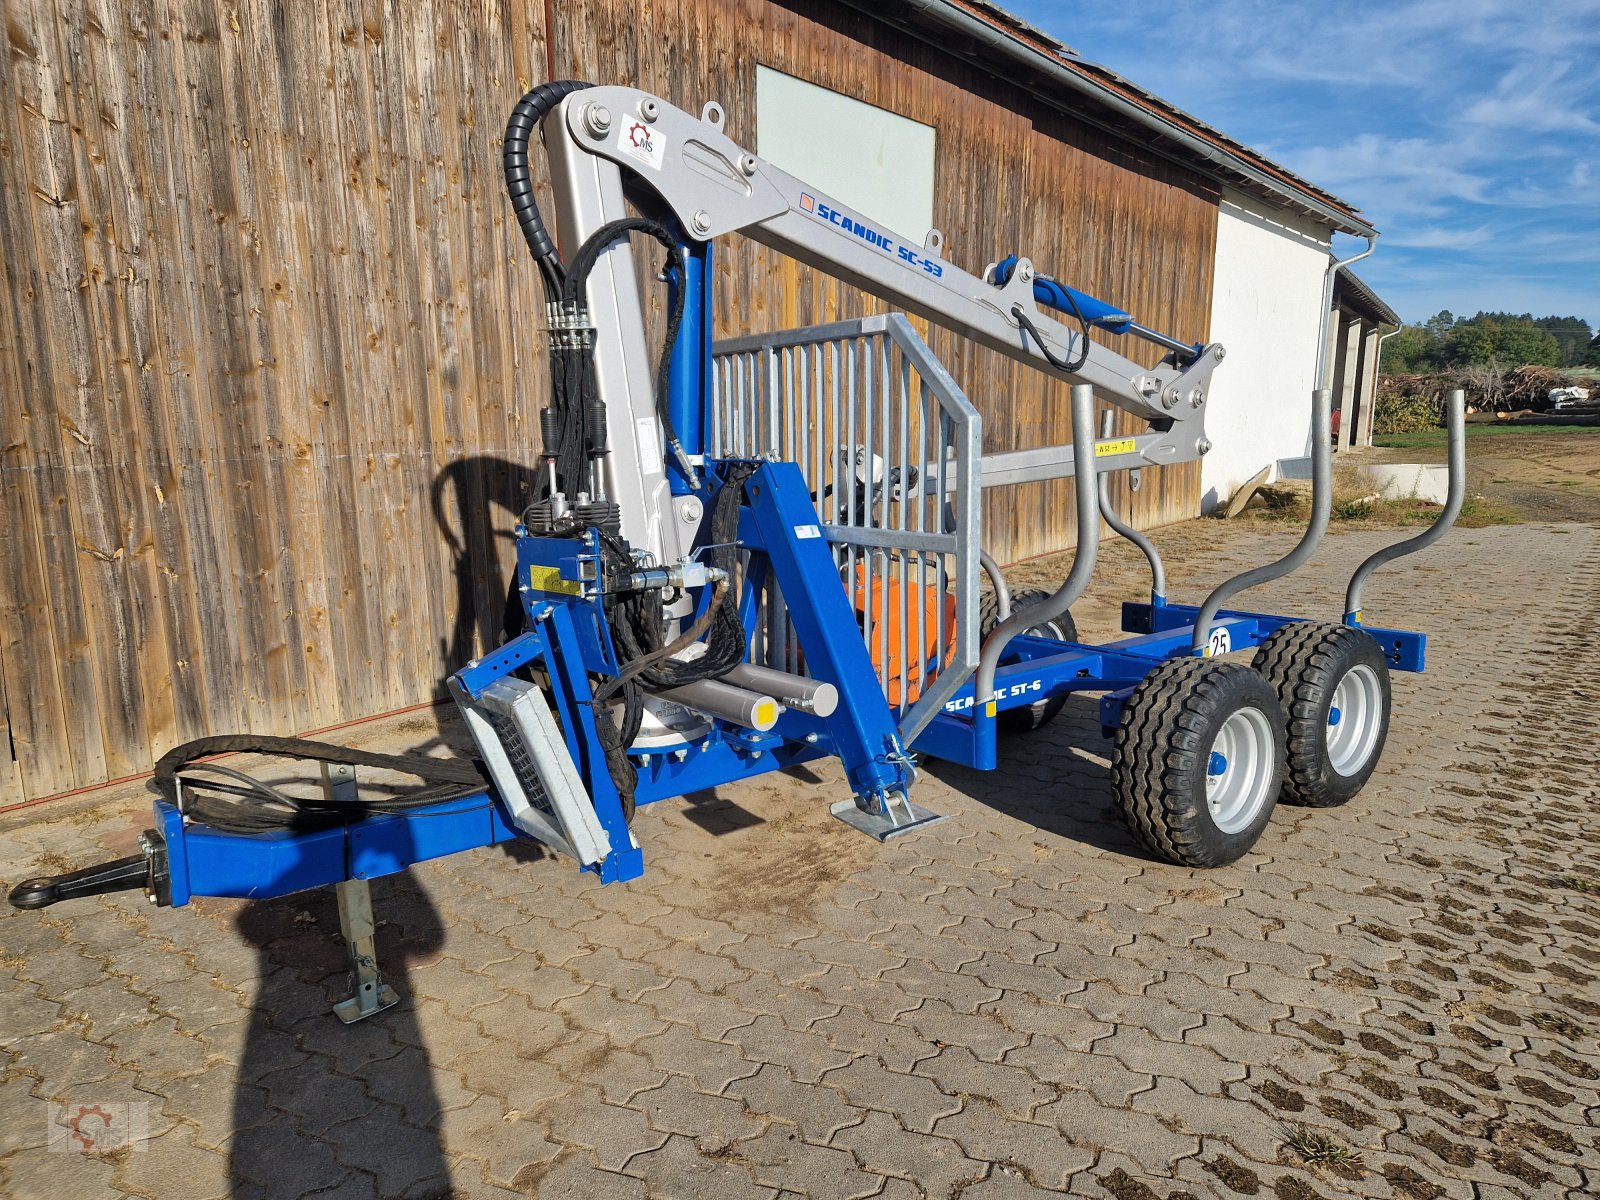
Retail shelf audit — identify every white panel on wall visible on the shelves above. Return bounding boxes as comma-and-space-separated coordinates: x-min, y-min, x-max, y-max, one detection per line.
1202, 190, 1333, 508
755, 65, 936, 243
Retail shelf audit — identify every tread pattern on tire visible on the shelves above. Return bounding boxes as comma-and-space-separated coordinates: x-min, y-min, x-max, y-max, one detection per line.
1251, 621, 1389, 807
1111, 657, 1285, 867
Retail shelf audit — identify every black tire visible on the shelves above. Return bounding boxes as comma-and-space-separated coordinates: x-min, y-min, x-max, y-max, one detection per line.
979, 587, 1078, 733
1112, 658, 1287, 867
1251, 622, 1391, 808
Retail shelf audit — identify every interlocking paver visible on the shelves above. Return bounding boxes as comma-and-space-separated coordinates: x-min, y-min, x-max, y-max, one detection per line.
821, 1054, 964, 1133
432, 1093, 563, 1190
722, 1014, 854, 1082
5, 522, 1599, 1199
634, 1074, 766, 1149
732, 1123, 882, 1197
536, 1085, 668, 1170
1041, 1086, 1201, 1174
725, 1061, 865, 1143
515, 1150, 647, 1198
917, 1044, 1056, 1116
935, 1103, 1096, 1190
620, 1132, 768, 1199
830, 1109, 988, 1197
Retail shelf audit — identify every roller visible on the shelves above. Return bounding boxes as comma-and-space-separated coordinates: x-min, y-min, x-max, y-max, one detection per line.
655, 678, 781, 732
722, 663, 839, 718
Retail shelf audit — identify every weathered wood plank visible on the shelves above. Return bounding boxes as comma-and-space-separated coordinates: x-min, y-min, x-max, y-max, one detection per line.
0, 1, 78, 799
2, 0, 1218, 799
6, 0, 113, 789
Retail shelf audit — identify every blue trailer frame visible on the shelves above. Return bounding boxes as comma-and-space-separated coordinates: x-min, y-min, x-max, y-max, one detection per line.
22, 226, 1463, 919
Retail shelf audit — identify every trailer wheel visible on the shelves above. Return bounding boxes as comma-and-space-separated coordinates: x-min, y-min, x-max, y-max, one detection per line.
1251, 623, 1390, 807
1112, 658, 1286, 867
979, 587, 1077, 733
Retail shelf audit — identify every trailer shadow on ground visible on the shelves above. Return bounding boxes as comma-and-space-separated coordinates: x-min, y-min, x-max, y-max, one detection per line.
920, 696, 1168, 864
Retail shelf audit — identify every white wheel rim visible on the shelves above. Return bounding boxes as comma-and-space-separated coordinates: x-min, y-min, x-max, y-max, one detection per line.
1326, 663, 1384, 776
1205, 707, 1277, 834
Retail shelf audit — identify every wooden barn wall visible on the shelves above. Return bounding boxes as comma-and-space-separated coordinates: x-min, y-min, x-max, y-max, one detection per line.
549, 0, 1220, 556
1, 0, 1217, 802
0, 1, 552, 802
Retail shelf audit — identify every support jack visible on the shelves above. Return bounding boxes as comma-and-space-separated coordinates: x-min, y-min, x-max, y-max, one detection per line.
323, 765, 400, 1024
829, 792, 946, 842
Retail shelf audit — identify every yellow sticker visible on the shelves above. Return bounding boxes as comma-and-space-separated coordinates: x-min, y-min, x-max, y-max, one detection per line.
526, 565, 582, 597
1095, 437, 1137, 457
985, 700, 997, 718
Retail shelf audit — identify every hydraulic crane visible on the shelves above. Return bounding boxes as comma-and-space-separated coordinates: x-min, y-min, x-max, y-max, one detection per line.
10, 82, 1463, 1020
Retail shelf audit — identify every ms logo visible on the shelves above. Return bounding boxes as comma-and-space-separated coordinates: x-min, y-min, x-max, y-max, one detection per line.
48, 1099, 148, 1153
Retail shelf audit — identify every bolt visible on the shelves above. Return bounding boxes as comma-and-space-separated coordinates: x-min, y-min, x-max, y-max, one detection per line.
739, 154, 758, 177
750, 750, 764, 760
679, 497, 703, 523
691, 210, 713, 236
1213, 346, 1226, 361
1197, 437, 1213, 455
1017, 264, 1033, 283
1189, 387, 1204, 407
640, 97, 660, 122
1161, 389, 1179, 410
803, 732, 819, 744
582, 103, 612, 138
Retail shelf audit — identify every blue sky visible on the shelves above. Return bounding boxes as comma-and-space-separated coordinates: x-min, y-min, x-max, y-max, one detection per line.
1005, 0, 1600, 327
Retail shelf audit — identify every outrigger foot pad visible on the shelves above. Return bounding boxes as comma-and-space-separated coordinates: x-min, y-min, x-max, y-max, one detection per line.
829, 795, 946, 842
9, 846, 157, 910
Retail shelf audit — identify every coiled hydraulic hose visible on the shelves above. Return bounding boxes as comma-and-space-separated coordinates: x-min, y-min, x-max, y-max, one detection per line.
503, 79, 593, 299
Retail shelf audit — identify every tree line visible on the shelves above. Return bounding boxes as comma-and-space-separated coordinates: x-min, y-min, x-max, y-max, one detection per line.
1380, 311, 1599, 373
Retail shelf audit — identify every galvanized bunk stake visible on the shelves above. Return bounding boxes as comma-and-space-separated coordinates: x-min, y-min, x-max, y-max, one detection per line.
1097, 410, 1167, 607
1344, 389, 1467, 623
1189, 389, 1333, 654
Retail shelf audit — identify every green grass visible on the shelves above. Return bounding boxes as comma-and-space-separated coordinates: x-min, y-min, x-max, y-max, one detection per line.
1251, 493, 1516, 528
1375, 423, 1600, 450
1285, 1125, 1364, 1168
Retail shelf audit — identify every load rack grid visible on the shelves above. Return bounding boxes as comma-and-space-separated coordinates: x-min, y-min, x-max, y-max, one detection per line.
10, 83, 1463, 1022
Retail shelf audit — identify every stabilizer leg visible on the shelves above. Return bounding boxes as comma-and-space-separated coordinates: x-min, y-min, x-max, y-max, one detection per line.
321, 764, 399, 1023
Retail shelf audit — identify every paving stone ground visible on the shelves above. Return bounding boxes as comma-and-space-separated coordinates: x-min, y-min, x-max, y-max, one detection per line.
2, 518, 1598, 1200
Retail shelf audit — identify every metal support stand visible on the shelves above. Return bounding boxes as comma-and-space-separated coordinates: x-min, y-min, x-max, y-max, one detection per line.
829, 792, 946, 842
323, 764, 400, 1023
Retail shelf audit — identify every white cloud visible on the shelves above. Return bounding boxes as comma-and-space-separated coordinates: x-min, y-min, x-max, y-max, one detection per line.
1396, 225, 1494, 250
1461, 62, 1600, 135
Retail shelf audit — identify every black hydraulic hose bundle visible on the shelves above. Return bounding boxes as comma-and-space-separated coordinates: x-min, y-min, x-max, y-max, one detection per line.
151, 735, 492, 835
503, 83, 753, 814
547, 217, 691, 504
503, 79, 594, 301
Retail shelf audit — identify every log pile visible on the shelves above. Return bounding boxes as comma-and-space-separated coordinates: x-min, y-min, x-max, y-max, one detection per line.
1379, 366, 1595, 413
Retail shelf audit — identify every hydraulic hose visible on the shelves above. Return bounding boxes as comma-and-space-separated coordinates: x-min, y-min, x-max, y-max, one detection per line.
503, 79, 593, 298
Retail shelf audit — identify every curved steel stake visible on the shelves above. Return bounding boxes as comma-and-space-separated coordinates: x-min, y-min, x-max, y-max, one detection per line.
1190, 389, 1332, 655
1097, 411, 1167, 606
1345, 389, 1466, 623
974, 384, 1099, 702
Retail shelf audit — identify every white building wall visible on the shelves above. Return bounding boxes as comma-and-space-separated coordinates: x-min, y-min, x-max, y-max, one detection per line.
1201, 190, 1333, 508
